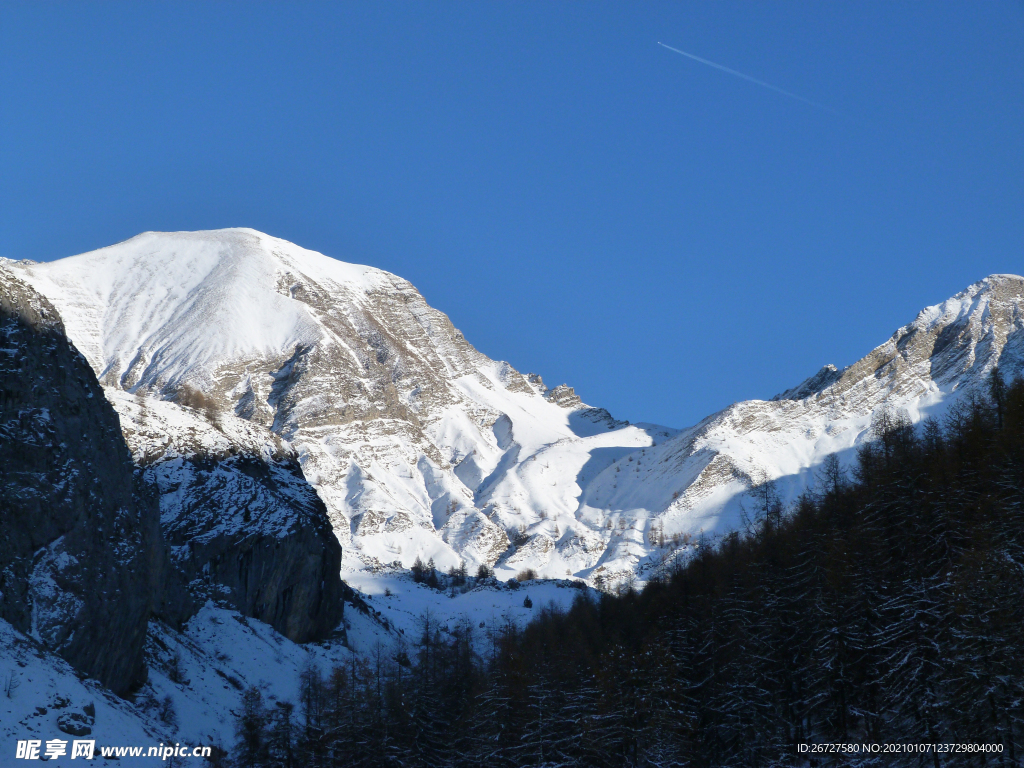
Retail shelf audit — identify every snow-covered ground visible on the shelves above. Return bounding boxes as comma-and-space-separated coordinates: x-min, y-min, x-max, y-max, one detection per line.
342, 569, 592, 648
1, 619, 174, 766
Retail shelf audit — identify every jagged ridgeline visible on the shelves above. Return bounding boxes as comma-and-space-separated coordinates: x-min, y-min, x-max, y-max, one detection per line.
6, 229, 1023, 590
0, 264, 343, 697
238, 374, 1024, 767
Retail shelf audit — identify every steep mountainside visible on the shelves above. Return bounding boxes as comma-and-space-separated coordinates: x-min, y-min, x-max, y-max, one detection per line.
8, 231, 1023, 588
152, 453, 342, 642
0, 258, 343, 695
597, 273, 1024, 582
0, 266, 168, 694
5, 230, 676, 585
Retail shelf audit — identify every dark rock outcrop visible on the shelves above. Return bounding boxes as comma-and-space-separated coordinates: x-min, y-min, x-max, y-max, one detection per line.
0, 267, 170, 694
1, 261, 344, 703
150, 455, 343, 642
770, 363, 843, 402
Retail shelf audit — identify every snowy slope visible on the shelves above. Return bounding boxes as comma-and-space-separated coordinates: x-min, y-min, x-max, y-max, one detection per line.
580, 274, 1024, 583
341, 569, 593, 651
0, 618, 173, 766
0, 604, 360, 764
9, 231, 1024, 590
0, 582, 591, 759
5, 230, 677, 586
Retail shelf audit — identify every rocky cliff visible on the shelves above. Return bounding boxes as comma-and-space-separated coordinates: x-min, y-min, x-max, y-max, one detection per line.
0, 266, 161, 694
152, 454, 343, 642
0, 262, 344, 698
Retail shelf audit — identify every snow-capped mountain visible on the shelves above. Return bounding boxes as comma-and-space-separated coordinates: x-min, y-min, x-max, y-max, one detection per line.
3, 229, 672, 585
7, 230, 1023, 588
583, 273, 1024, 579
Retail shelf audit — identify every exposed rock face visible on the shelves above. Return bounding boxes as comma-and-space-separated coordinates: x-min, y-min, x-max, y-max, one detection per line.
96, 367, 347, 642
0, 267, 163, 694
151, 455, 343, 642
0, 260, 340, 695
771, 364, 842, 402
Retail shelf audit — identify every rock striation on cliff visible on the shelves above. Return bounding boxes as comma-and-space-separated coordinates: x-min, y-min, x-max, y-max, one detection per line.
152, 454, 343, 642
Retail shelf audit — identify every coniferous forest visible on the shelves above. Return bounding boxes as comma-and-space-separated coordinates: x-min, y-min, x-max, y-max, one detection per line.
230, 372, 1024, 767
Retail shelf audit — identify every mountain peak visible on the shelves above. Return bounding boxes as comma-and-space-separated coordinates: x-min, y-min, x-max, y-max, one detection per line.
771, 363, 842, 402
981, 273, 1024, 285
7, 230, 399, 389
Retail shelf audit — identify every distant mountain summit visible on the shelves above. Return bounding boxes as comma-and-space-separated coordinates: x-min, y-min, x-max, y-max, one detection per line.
8, 231, 1023, 586
583, 273, 1024, 579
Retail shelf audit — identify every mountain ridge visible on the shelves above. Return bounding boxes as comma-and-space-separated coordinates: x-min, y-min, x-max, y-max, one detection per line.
8, 231, 1022, 588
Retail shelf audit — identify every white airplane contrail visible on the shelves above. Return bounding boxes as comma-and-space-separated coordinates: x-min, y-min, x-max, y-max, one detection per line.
657, 42, 837, 115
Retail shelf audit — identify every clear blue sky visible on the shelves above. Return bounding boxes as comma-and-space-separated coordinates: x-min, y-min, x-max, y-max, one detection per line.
2, 2, 1022, 428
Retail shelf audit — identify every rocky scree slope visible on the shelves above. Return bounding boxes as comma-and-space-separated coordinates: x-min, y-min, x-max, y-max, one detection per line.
8, 231, 1023, 588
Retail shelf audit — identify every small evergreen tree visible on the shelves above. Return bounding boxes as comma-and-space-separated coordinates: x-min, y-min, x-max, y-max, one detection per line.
991, 365, 1007, 429
267, 701, 296, 768
235, 686, 269, 768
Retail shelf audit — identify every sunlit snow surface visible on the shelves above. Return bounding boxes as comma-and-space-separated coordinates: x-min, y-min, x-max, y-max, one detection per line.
8, 233, 1024, 589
